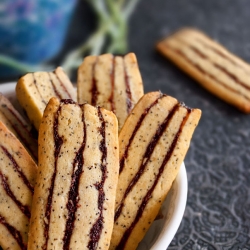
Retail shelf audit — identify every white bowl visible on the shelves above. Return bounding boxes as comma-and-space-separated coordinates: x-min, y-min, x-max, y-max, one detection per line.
138, 162, 187, 250
0, 82, 188, 250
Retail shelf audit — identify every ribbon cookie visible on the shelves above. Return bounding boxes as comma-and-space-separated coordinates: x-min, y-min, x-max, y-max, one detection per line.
157, 28, 250, 113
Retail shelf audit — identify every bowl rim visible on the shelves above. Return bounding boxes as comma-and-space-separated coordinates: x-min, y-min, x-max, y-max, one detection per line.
151, 162, 187, 249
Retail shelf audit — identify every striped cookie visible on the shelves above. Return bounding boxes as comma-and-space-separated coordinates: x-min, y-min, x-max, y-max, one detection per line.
110, 92, 201, 250
157, 28, 250, 113
16, 67, 76, 130
0, 93, 38, 161
77, 53, 144, 131
0, 121, 37, 250
28, 97, 119, 250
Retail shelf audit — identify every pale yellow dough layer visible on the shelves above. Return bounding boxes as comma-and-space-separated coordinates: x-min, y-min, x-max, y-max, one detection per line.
77, 53, 144, 131
16, 67, 76, 130
0, 121, 37, 250
0, 93, 38, 160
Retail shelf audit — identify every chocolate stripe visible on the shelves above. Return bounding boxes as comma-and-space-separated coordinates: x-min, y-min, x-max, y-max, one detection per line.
1, 107, 37, 159
115, 102, 180, 221
0, 145, 33, 193
91, 58, 99, 106
0, 172, 31, 218
108, 56, 116, 112
119, 93, 164, 174
42, 103, 62, 249
63, 105, 86, 250
1, 103, 31, 135
0, 215, 26, 250
32, 73, 47, 105
117, 107, 192, 249
54, 70, 73, 99
195, 37, 250, 76
48, 72, 63, 99
87, 107, 107, 250
184, 41, 250, 91
165, 43, 250, 101
123, 58, 133, 113
42, 99, 75, 249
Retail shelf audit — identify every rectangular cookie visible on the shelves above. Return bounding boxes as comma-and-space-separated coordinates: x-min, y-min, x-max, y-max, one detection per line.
0, 92, 38, 161
28, 97, 119, 250
156, 28, 250, 113
0, 121, 37, 250
77, 53, 144, 131
110, 92, 201, 250
16, 67, 76, 130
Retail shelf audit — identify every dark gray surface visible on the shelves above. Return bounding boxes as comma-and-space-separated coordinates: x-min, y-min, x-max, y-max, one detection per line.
127, 0, 250, 249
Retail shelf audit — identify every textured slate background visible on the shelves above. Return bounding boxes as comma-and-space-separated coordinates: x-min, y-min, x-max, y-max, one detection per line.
64, 0, 250, 249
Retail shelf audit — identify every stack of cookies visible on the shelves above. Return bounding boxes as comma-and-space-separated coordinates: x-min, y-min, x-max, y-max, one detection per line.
0, 52, 201, 250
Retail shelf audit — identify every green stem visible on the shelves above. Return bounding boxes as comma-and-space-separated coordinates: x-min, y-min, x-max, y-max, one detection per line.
123, 0, 140, 20
0, 55, 47, 73
85, 0, 109, 22
105, 0, 128, 53
61, 20, 110, 72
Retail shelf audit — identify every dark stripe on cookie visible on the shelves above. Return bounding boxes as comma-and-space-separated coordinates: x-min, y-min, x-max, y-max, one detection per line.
0, 145, 33, 193
165, 43, 250, 102
119, 93, 164, 174
195, 37, 250, 75
181, 39, 250, 91
48, 72, 62, 99
87, 107, 107, 250
0, 215, 26, 250
123, 58, 133, 114
63, 105, 86, 250
54, 70, 73, 99
42, 99, 75, 249
91, 58, 99, 106
32, 73, 47, 105
1, 106, 37, 159
0, 172, 31, 218
108, 56, 116, 112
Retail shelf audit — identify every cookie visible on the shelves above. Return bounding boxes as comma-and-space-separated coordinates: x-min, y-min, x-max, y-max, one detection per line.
77, 53, 144, 130
0, 93, 38, 161
110, 92, 201, 250
156, 28, 250, 113
28, 97, 119, 250
16, 67, 76, 130
0, 121, 37, 250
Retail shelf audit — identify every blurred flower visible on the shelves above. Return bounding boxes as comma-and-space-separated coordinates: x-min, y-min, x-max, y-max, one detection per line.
0, 0, 77, 78
0, 0, 140, 79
